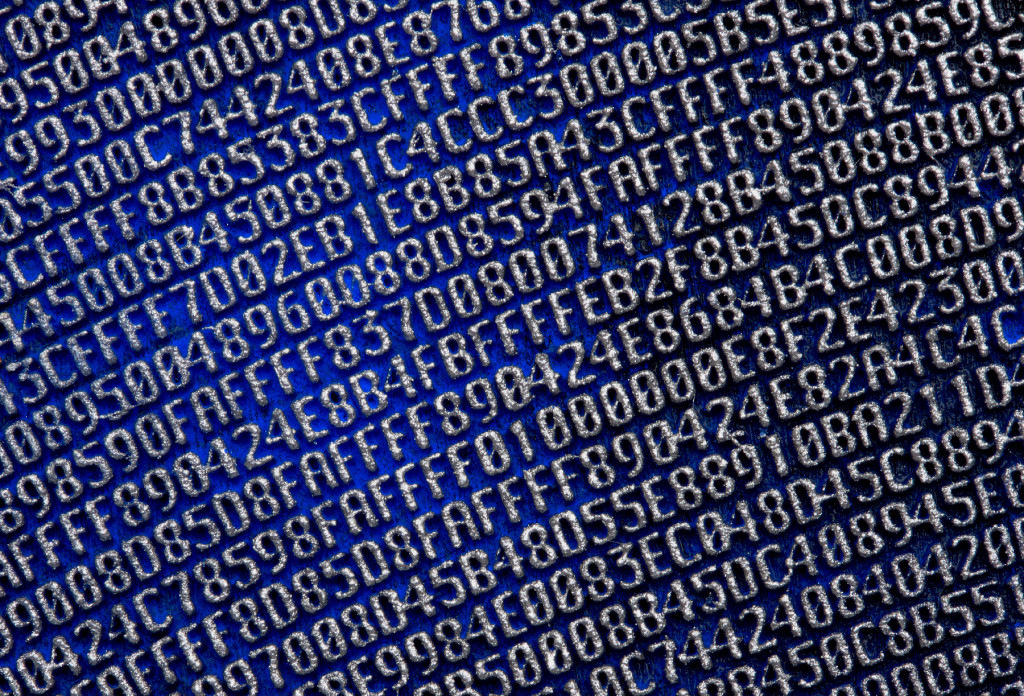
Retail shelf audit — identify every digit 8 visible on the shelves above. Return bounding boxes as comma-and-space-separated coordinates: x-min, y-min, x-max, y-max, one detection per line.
830, 574, 864, 618
790, 40, 824, 85
853, 129, 887, 175
286, 172, 323, 216
230, 598, 268, 642
243, 477, 281, 522
396, 239, 432, 282
911, 437, 943, 481
366, 251, 401, 295
757, 489, 791, 535
466, 154, 502, 199
0, 492, 23, 534
280, 6, 315, 49
346, 34, 381, 78
693, 236, 729, 281
46, 457, 82, 502
458, 213, 495, 258
340, 605, 378, 647
822, 30, 856, 76
344, 0, 377, 24
551, 11, 585, 57
599, 605, 635, 650
668, 466, 703, 511
34, 2, 69, 49
489, 34, 524, 79
434, 392, 470, 436
290, 114, 326, 159
963, 42, 999, 88
521, 524, 557, 569
403, 11, 438, 56
797, 365, 832, 410
34, 405, 70, 450
708, 287, 743, 331
113, 483, 151, 527
929, 215, 962, 261
849, 513, 883, 557
699, 454, 735, 499
752, 327, 786, 371
283, 516, 320, 559
886, 121, 919, 165
747, 109, 783, 154
579, 446, 615, 489
213, 318, 251, 362
293, 569, 328, 613
434, 619, 468, 662
478, 262, 515, 305
580, 557, 614, 601
885, 12, 919, 58
696, 181, 731, 225
316, 159, 352, 203
646, 308, 681, 353
384, 526, 420, 571
198, 154, 235, 198
879, 612, 913, 656
136, 240, 173, 283
194, 558, 231, 602
138, 182, 175, 225
144, 9, 179, 53
405, 178, 439, 224
885, 175, 918, 220
95, 551, 132, 594
155, 520, 191, 564
942, 427, 974, 473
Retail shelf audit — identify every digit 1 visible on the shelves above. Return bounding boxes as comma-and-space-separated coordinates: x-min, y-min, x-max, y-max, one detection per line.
351, 203, 378, 245
0, 440, 11, 478
951, 374, 975, 417
0, 379, 16, 415
510, 420, 534, 462
1010, 573, 1024, 616
0, 6, 9, 75
349, 148, 377, 190
765, 433, 788, 478
637, 204, 663, 247
918, 383, 942, 427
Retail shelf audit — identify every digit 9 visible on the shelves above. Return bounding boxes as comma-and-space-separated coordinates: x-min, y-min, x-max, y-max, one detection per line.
948, 0, 980, 39
173, 0, 209, 39
253, 529, 287, 572
917, 164, 949, 210
35, 116, 69, 161
244, 303, 278, 349
519, 23, 554, 67
374, 645, 409, 690
143, 467, 178, 513
224, 660, 258, 696
465, 378, 499, 423
853, 21, 886, 67
0, 79, 28, 124
5, 131, 38, 176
